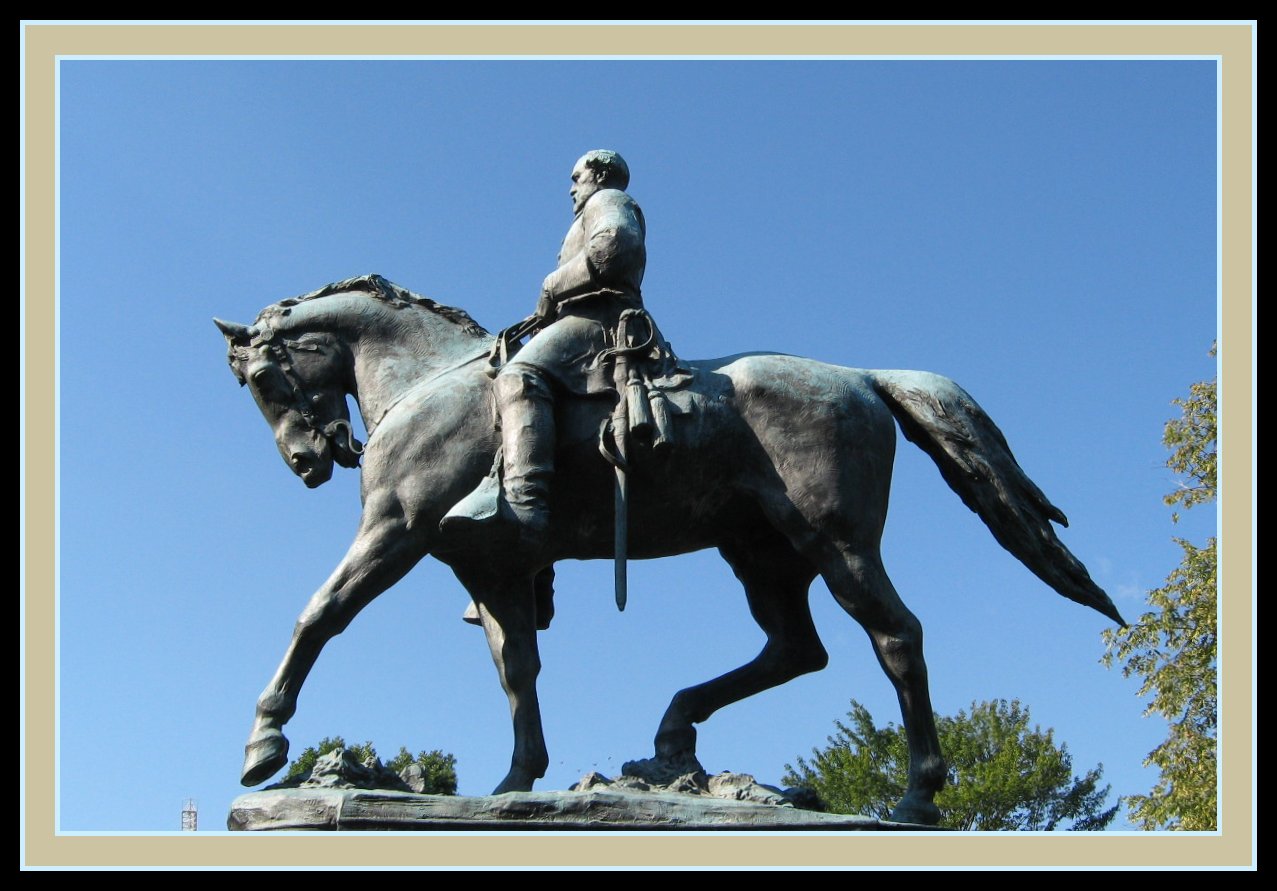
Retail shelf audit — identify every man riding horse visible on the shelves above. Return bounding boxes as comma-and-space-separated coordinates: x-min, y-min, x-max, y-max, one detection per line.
221, 152, 1124, 811
441, 149, 650, 554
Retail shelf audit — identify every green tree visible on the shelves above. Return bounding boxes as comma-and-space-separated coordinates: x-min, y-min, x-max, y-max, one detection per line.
386, 747, 459, 796
284, 738, 458, 795
1102, 348, 1217, 830
783, 699, 1117, 831
283, 735, 378, 781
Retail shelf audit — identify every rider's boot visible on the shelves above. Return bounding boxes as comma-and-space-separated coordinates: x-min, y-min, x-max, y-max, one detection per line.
496, 367, 554, 550
441, 365, 554, 556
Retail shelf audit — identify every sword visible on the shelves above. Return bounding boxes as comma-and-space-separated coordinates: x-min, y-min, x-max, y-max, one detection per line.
610, 322, 632, 612
602, 308, 658, 613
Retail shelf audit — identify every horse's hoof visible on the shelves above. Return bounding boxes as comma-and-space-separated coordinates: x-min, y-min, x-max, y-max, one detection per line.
241, 730, 290, 787
889, 798, 942, 826
492, 770, 536, 794
622, 752, 705, 786
654, 724, 698, 761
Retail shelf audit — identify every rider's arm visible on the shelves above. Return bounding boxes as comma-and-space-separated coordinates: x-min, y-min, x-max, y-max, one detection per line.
540, 192, 645, 313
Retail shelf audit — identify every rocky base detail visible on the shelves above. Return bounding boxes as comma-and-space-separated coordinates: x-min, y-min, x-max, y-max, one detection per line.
231, 761, 938, 831
575, 762, 820, 810
267, 747, 410, 792
264, 746, 441, 795
228, 786, 943, 831
234, 750, 944, 827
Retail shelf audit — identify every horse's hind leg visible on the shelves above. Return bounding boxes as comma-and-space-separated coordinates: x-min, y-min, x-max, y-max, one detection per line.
818, 543, 945, 825
653, 532, 826, 766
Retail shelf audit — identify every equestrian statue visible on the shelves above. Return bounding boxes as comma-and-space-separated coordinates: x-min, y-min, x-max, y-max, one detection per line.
215, 150, 1124, 826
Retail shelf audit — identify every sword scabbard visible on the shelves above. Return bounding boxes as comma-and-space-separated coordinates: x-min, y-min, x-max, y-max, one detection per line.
612, 349, 630, 612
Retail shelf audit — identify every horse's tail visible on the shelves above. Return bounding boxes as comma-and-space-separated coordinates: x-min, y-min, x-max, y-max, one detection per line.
869, 370, 1125, 626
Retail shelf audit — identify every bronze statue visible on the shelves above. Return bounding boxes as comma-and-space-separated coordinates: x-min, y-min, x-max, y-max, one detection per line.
215, 155, 1124, 826
442, 150, 651, 559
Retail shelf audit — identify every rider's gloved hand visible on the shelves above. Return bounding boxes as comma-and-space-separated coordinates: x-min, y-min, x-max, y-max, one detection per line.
535, 288, 556, 323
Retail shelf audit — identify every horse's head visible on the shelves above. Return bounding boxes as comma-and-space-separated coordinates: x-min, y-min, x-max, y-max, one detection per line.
216, 317, 363, 488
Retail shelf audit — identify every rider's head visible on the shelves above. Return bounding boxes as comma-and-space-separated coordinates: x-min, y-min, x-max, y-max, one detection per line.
570, 150, 629, 213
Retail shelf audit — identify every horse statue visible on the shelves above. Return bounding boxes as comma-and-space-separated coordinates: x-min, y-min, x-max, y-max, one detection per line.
216, 273, 1123, 826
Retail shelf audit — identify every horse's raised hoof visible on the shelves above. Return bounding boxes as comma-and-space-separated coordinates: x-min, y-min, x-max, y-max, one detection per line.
241, 729, 290, 787
888, 797, 942, 826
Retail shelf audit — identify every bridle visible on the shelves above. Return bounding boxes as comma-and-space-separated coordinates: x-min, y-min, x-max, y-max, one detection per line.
248, 324, 364, 462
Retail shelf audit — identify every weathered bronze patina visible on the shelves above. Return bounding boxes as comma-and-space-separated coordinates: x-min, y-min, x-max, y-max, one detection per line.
216, 154, 1122, 826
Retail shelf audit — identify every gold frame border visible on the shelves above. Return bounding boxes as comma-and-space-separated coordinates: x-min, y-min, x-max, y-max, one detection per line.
23, 22, 1254, 869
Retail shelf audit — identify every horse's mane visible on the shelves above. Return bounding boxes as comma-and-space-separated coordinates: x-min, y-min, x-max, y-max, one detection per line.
256, 273, 489, 337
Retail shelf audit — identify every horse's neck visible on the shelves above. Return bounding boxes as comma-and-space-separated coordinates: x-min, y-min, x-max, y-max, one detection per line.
342, 309, 491, 434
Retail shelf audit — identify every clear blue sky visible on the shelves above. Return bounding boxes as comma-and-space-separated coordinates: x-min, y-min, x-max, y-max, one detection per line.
54, 58, 1219, 831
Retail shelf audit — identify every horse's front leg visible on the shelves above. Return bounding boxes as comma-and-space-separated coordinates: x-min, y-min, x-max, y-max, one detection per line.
458, 569, 548, 794
241, 499, 424, 787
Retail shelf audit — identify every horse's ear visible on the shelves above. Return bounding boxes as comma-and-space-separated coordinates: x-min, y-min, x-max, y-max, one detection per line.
215, 318, 256, 386
214, 318, 256, 345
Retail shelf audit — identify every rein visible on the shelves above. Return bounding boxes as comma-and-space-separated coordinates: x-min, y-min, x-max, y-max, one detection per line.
367, 315, 554, 432
251, 317, 511, 457
366, 345, 494, 433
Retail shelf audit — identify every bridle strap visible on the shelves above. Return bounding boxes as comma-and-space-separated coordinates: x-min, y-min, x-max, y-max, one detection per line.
367, 346, 493, 432
251, 327, 363, 457
252, 324, 494, 454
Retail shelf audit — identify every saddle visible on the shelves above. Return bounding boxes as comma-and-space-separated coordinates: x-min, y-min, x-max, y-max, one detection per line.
485, 305, 696, 613
491, 305, 694, 456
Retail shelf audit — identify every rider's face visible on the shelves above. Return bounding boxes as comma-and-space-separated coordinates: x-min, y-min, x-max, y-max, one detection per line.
569, 159, 604, 215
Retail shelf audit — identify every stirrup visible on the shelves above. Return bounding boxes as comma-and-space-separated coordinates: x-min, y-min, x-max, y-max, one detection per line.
440, 448, 503, 529
440, 472, 502, 527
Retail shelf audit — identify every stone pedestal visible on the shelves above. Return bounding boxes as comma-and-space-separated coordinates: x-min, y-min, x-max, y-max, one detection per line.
228, 787, 939, 831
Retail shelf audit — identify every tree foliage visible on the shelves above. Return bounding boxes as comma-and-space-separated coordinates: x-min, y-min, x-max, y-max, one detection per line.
783, 699, 1117, 831
1102, 347, 1218, 830
1161, 348, 1217, 516
386, 747, 459, 796
284, 735, 376, 781
285, 736, 458, 795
